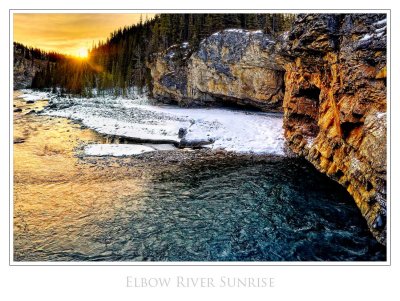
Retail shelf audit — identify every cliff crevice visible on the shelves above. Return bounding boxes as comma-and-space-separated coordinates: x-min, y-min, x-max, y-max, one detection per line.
148, 14, 387, 245
282, 14, 387, 245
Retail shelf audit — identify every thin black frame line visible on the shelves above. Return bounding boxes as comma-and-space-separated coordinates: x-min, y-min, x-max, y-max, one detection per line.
9, 8, 391, 267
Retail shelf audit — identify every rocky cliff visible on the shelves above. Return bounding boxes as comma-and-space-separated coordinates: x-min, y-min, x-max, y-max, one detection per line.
148, 14, 387, 245
148, 30, 285, 111
282, 14, 387, 245
13, 48, 46, 90
148, 42, 194, 104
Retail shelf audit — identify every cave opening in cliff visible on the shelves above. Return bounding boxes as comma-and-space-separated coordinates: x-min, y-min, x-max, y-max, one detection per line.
297, 85, 321, 104
211, 95, 266, 112
340, 121, 364, 140
291, 85, 321, 138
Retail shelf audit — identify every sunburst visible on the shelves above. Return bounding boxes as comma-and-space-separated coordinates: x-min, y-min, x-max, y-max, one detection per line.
76, 47, 88, 59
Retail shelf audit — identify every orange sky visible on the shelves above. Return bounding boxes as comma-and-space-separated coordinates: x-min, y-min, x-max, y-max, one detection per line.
13, 13, 155, 56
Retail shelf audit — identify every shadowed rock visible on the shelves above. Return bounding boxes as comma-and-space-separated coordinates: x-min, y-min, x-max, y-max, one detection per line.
178, 138, 215, 148
178, 127, 187, 138
147, 31, 285, 111
281, 14, 387, 245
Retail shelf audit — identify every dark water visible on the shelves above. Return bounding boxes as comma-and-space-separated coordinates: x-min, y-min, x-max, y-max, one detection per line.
14, 157, 386, 262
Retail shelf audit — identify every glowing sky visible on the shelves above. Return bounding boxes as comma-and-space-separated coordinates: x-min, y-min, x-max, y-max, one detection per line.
13, 13, 155, 56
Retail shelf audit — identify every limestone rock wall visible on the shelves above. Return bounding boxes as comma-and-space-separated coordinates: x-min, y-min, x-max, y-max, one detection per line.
13, 50, 45, 90
147, 30, 285, 111
282, 14, 387, 245
148, 42, 194, 104
148, 15, 388, 245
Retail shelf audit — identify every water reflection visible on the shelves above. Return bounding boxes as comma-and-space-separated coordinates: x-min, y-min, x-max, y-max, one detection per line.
13, 93, 386, 261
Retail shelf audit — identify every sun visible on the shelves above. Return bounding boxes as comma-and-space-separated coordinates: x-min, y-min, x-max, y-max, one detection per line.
76, 47, 88, 59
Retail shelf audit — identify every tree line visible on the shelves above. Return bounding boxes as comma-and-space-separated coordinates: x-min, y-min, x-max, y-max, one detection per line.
14, 42, 64, 62
17, 13, 295, 96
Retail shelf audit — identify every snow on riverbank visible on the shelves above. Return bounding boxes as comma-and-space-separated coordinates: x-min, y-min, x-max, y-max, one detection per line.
84, 143, 177, 156
18, 89, 53, 102
84, 144, 155, 156
38, 92, 285, 155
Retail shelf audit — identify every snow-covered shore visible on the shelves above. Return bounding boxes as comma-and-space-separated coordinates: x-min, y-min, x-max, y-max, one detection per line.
20, 90, 285, 156
18, 89, 54, 102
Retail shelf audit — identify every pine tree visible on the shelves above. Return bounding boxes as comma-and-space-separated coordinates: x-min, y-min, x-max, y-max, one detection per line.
18, 13, 297, 96
245, 14, 259, 30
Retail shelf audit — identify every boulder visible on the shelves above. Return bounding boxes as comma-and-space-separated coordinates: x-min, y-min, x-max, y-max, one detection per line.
178, 138, 214, 148
178, 127, 187, 138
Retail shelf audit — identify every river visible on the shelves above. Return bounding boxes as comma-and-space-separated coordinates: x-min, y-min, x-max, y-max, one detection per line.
13, 91, 386, 261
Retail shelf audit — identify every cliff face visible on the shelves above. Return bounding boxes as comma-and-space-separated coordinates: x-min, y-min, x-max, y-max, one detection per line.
148, 14, 387, 245
148, 42, 194, 104
148, 30, 285, 111
13, 48, 47, 90
14, 53, 38, 89
282, 14, 387, 244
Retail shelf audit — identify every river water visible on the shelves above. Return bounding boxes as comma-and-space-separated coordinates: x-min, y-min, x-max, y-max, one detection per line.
13, 92, 386, 261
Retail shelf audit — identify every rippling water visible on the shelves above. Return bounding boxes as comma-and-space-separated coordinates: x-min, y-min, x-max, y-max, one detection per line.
123, 158, 384, 261
13, 92, 385, 262
14, 156, 385, 261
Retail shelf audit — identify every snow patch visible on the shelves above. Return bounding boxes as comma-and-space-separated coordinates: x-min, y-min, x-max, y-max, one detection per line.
225, 29, 246, 33
166, 52, 175, 59
375, 26, 386, 33
359, 34, 372, 42
306, 136, 315, 148
18, 90, 52, 102
375, 112, 386, 119
40, 93, 285, 155
350, 157, 362, 172
146, 144, 177, 151
84, 144, 155, 156
224, 29, 264, 35
373, 18, 387, 26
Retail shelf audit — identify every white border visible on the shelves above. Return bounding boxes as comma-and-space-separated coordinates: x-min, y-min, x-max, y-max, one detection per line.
8, 8, 391, 266
2, 1, 399, 300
